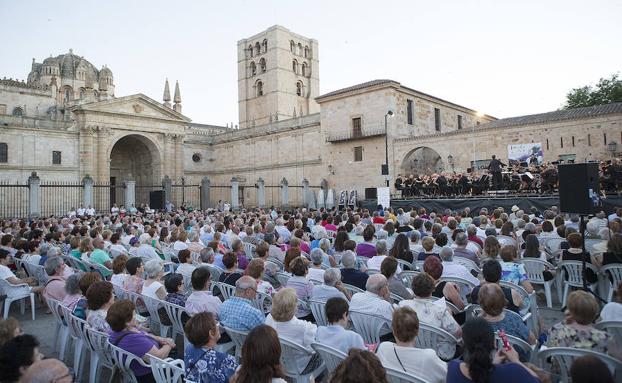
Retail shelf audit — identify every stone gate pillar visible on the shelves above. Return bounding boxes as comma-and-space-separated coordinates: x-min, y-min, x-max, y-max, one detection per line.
231, 177, 239, 211
326, 189, 335, 209
200, 177, 210, 210
83, 175, 94, 209
280, 177, 289, 210
302, 179, 310, 208
257, 177, 265, 209
28, 172, 40, 218
162, 175, 172, 204
124, 180, 136, 208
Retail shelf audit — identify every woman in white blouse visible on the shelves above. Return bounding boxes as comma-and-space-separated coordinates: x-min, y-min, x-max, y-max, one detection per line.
141, 259, 166, 300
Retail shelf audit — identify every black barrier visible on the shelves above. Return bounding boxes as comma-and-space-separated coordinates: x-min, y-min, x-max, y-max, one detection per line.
361, 195, 622, 216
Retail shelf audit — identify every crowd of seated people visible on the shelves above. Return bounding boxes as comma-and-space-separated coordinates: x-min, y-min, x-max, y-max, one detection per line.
0, 203, 620, 382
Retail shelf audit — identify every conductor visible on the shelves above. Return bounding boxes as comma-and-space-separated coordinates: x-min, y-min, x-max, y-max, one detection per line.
487, 155, 506, 190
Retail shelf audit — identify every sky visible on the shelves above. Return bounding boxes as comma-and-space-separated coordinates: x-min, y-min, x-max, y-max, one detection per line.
1, 0, 620, 125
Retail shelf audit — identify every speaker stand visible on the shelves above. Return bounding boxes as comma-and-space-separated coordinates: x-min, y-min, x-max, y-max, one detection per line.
579, 215, 607, 304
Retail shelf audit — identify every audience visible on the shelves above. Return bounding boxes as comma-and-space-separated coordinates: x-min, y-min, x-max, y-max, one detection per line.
424, 256, 466, 310
315, 297, 365, 353
331, 349, 389, 383
285, 256, 314, 319
0, 334, 43, 383
141, 259, 166, 300
164, 273, 187, 306
73, 271, 102, 319
499, 245, 534, 293
601, 282, 622, 321
219, 276, 265, 331
42, 256, 67, 302
570, 355, 615, 383
311, 267, 350, 301
111, 254, 129, 286
19, 358, 72, 383
230, 325, 287, 383
186, 267, 221, 318
0, 317, 21, 347
471, 260, 522, 313
176, 249, 196, 276
381, 256, 412, 299
349, 274, 394, 337
123, 257, 145, 293
219, 252, 243, 286
85, 280, 115, 332
340, 250, 369, 290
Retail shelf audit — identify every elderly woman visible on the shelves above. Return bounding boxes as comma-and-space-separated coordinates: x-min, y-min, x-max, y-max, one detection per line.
499, 246, 533, 293
61, 272, 84, 310
141, 259, 166, 300
111, 255, 129, 286
318, 238, 337, 263
184, 312, 238, 383
285, 257, 314, 319
398, 273, 461, 360
482, 235, 501, 261
176, 249, 197, 276
479, 284, 536, 347
381, 256, 412, 300
265, 288, 319, 375
307, 248, 326, 283
310, 268, 350, 302
123, 257, 145, 293
245, 258, 275, 296
376, 307, 446, 383
42, 257, 67, 302
106, 300, 175, 381
73, 272, 102, 319
173, 230, 189, 252
86, 281, 114, 332
164, 273, 187, 306
548, 290, 620, 358
187, 231, 205, 254
231, 239, 249, 270
423, 256, 465, 310
230, 325, 287, 383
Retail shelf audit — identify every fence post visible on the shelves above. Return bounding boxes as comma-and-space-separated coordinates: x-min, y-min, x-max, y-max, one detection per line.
230, 177, 239, 211
200, 177, 210, 210
326, 188, 335, 209
257, 177, 265, 208
28, 172, 40, 218
280, 177, 289, 210
317, 189, 325, 209
125, 180, 136, 209
83, 175, 94, 209
162, 175, 172, 204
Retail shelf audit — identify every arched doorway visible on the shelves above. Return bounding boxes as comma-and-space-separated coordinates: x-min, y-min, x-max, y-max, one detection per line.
400, 147, 444, 176
109, 134, 161, 206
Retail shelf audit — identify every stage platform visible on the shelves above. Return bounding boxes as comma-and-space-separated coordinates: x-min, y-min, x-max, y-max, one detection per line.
361, 194, 622, 215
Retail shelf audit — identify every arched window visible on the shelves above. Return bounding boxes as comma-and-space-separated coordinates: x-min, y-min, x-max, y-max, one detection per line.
302, 62, 307, 77
259, 58, 266, 73
290, 40, 296, 52
292, 60, 298, 74
12, 107, 23, 116
93, 90, 99, 98
250, 61, 257, 76
297, 43, 303, 56
255, 42, 261, 56
296, 81, 303, 96
304, 46, 309, 58
262, 39, 268, 53
63, 86, 73, 102
79, 88, 86, 99
256, 81, 263, 97
0, 143, 7, 163
248, 45, 254, 58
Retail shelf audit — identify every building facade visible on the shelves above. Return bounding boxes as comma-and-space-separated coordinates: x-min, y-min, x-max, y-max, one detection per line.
1, 25, 621, 215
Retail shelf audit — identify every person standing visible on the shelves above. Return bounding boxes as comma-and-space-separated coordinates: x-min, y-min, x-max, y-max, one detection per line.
487, 155, 506, 190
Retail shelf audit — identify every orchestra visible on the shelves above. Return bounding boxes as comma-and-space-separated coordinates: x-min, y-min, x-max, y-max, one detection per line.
393, 158, 622, 198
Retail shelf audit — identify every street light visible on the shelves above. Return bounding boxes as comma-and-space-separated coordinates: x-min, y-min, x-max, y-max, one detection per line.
384, 110, 394, 187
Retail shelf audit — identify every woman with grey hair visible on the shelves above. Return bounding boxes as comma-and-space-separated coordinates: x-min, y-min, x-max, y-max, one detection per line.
141, 259, 166, 300
317, 238, 338, 267
187, 230, 205, 254
308, 248, 326, 283
62, 272, 84, 310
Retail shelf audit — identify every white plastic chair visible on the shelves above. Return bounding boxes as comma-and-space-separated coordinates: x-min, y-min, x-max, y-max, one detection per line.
349, 310, 391, 345
108, 341, 151, 383
22, 261, 48, 285
251, 291, 272, 315
438, 276, 477, 302
148, 355, 185, 383
276, 271, 291, 287
309, 299, 328, 327
399, 270, 420, 288
310, 342, 347, 377
342, 283, 364, 296
112, 282, 129, 300
0, 279, 35, 320
141, 294, 170, 337
495, 332, 536, 363
601, 264, 622, 302
537, 347, 622, 383
60, 305, 88, 377
385, 365, 431, 383
45, 297, 69, 360
595, 321, 622, 345
84, 327, 116, 383
279, 336, 326, 383
558, 261, 598, 306
522, 258, 555, 308
243, 242, 256, 259
223, 326, 249, 359
215, 281, 236, 300
396, 258, 415, 271
162, 301, 189, 349
390, 293, 405, 303
415, 322, 460, 361
201, 264, 224, 282
452, 257, 481, 276
499, 281, 537, 333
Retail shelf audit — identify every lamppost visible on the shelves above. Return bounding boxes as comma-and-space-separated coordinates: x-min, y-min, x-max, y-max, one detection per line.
384, 110, 394, 187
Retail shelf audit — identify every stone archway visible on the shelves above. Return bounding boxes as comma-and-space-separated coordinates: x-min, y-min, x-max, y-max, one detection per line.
400, 146, 444, 176
109, 134, 162, 206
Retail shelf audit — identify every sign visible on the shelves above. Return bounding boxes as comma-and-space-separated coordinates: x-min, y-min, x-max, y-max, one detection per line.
348, 190, 358, 206
508, 143, 543, 165
377, 187, 390, 209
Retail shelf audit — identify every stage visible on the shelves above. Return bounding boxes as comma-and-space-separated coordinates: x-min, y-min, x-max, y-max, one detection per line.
360, 194, 622, 215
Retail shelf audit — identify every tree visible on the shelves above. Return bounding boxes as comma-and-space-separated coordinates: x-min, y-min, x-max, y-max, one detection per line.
564, 73, 622, 109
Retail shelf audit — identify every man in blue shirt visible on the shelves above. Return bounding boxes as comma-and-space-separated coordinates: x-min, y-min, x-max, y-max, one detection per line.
340, 251, 368, 291
315, 297, 365, 354
219, 276, 264, 332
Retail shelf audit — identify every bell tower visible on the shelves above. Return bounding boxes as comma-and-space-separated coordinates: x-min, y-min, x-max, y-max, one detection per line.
237, 25, 319, 129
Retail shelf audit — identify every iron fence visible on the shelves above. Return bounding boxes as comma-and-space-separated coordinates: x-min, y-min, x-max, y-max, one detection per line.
0, 180, 29, 218
135, 184, 162, 208
40, 181, 83, 217
94, 183, 126, 213
170, 180, 201, 209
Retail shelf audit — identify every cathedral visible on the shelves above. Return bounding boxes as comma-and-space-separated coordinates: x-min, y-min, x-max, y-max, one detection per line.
1, 25, 621, 215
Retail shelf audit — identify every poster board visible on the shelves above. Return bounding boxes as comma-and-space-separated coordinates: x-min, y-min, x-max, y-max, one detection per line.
508, 143, 543, 165
377, 187, 390, 209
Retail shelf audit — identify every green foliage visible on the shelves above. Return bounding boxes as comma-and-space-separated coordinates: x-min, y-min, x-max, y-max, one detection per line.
564, 73, 622, 109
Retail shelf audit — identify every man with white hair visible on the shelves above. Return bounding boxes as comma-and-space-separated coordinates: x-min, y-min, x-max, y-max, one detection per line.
452, 232, 480, 267
137, 234, 161, 263
219, 275, 265, 331
340, 250, 368, 290
199, 224, 214, 244
308, 248, 326, 283
274, 218, 291, 243
366, 240, 396, 272
311, 268, 350, 302
438, 246, 480, 287
349, 274, 394, 335
43, 257, 67, 302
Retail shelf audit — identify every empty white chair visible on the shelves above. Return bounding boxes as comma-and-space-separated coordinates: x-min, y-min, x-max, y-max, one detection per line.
558, 261, 598, 306
309, 299, 328, 327
385, 365, 432, 383
537, 347, 622, 383
349, 310, 391, 345
601, 264, 622, 302
60, 305, 88, 377
84, 327, 116, 383
148, 355, 185, 383
223, 326, 249, 359
279, 336, 326, 383
310, 342, 347, 377
109, 341, 151, 383
0, 279, 35, 320
594, 321, 622, 345
162, 301, 189, 349
415, 322, 460, 361
44, 297, 69, 360
522, 258, 555, 308
141, 294, 170, 337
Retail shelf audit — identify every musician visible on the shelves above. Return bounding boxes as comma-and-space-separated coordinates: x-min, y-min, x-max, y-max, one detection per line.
541, 164, 558, 193
529, 153, 539, 166
487, 155, 506, 190
436, 173, 448, 196
458, 173, 471, 195
394, 174, 404, 194
403, 175, 414, 197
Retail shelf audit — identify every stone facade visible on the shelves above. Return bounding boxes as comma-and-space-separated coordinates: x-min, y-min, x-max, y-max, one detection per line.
1, 25, 621, 214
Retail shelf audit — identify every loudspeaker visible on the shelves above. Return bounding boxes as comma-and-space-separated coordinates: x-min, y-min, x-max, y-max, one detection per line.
149, 190, 165, 210
381, 164, 389, 175
365, 187, 377, 199
558, 163, 600, 215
